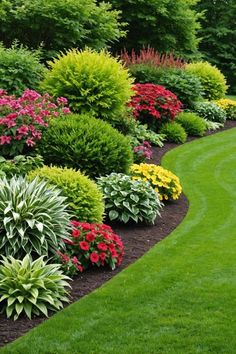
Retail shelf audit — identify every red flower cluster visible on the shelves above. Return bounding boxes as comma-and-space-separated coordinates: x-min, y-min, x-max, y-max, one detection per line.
0, 89, 70, 156
58, 221, 124, 273
129, 83, 182, 128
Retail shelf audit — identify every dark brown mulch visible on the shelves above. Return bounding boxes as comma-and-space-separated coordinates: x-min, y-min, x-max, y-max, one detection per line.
1, 120, 236, 348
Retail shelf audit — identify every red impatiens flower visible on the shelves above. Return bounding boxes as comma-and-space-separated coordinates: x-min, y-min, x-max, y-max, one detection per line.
90, 252, 99, 263
72, 229, 81, 238
97, 242, 108, 251
79, 241, 90, 251
85, 232, 96, 242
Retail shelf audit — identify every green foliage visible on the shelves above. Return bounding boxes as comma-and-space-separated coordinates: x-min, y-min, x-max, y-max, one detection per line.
176, 112, 207, 136
0, 176, 70, 259
0, 155, 44, 178
0, 42, 45, 95
197, 0, 236, 94
128, 120, 165, 147
204, 119, 223, 131
129, 64, 203, 108
97, 173, 162, 224
160, 122, 187, 144
194, 102, 227, 123
98, 0, 201, 57
186, 62, 228, 100
28, 166, 104, 223
0, 0, 125, 59
0, 255, 70, 320
40, 49, 133, 123
36, 114, 133, 178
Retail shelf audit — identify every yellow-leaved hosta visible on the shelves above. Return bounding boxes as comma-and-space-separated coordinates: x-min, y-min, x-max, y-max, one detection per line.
215, 99, 236, 120
130, 163, 182, 201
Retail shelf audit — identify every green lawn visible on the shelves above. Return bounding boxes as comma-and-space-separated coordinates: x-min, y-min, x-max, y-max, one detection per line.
2, 128, 236, 354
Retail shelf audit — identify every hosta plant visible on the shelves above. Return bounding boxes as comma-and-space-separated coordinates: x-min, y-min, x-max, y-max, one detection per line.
0, 176, 70, 259
129, 83, 182, 131
0, 89, 70, 157
194, 102, 226, 123
128, 120, 165, 147
97, 173, 162, 224
130, 163, 182, 201
0, 154, 44, 178
0, 255, 70, 320
58, 221, 124, 272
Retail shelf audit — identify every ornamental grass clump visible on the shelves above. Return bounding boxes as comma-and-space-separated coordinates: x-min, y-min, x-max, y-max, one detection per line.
40, 48, 133, 124
215, 98, 236, 120
0, 176, 70, 259
129, 83, 182, 131
97, 173, 162, 224
130, 163, 182, 201
58, 221, 124, 273
0, 255, 70, 320
160, 122, 187, 144
28, 166, 104, 223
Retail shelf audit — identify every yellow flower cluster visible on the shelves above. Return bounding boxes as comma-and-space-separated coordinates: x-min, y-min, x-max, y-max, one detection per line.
130, 163, 182, 201
215, 99, 236, 120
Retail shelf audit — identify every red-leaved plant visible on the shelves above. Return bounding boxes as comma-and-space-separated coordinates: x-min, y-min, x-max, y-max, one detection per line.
129, 83, 182, 130
120, 47, 185, 69
58, 221, 124, 275
0, 89, 70, 156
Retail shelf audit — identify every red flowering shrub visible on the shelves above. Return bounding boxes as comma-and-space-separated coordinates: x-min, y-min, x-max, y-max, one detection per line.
129, 83, 183, 130
0, 89, 70, 156
58, 221, 124, 274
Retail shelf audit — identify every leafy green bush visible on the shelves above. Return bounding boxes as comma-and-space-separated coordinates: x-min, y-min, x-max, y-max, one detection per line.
0, 0, 125, 59
204, 120, 223, 131
194, 102, 226, 123
129, 64, 203, 108
0, 255, 70, 320
176, 112, 207, 136
97, 173, 162, 224
160, 122, 187, 144
0, 176, 70, 259
0, 43, 45, 95
0, 155, 44, 178
186, 62, 228, 100
127, 120, 165, 147
36, 114, 133, 178
28, 166, 104, 223
41, 49, 133, 123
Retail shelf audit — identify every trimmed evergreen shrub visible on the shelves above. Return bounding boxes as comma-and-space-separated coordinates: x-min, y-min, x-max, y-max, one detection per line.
160, 122, 187, 144
41, 49, 133, 124
186, 62, 228, 100
176, 112, 207, 136
36, 114, 133, 178
28, 166, 104, 223
0, 43, 45, 95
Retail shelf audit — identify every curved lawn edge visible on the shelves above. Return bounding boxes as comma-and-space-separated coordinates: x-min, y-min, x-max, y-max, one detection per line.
2, 127, 236, 354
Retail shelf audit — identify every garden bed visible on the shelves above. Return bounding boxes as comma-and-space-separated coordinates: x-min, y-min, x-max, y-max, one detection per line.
1, 120, 236, 348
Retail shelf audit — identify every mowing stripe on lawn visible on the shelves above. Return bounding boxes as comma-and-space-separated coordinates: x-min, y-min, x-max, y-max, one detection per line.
2, 128, 236, 354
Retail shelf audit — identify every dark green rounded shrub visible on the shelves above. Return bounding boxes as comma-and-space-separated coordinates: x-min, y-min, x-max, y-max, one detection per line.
129, 64, 203, 108
160, 122, 187, 144
176, 112, 207, 136
36, 114, 133, 178
28, 166, 104, 223
40, 49, 133, 123
0, 43, 45, 95
186, 62, 228, 100
194, 102, 226, 123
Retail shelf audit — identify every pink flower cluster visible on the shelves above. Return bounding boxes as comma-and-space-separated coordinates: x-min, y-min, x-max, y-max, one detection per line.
0, 89, 70, 156
134, 141, 152, 162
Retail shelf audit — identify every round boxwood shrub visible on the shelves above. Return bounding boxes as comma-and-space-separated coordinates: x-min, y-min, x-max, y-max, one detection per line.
28, 166, 104, 223
194, 102, 226, 123
129, 64, 203, 108
0, 176, 70, 259
160, 122, 187, 144
0, 43, 45, 96
40, 49, 133, 123
186, 62, 228, 100
97, 173, 162, 224
175, 112, 207, 136
36, 114, 133, 178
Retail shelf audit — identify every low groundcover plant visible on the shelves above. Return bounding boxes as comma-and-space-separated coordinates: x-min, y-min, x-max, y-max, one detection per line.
58, 221, 124, 272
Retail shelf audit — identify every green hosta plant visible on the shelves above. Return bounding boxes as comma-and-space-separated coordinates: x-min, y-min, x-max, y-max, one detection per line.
97, 173, 162, 224
204, 119, 223, 131
0, 154, 44, 178
128, 120, 165, 147
0, 176, 70, 259
194, 102, 226, 123
0, 255, 71, 320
